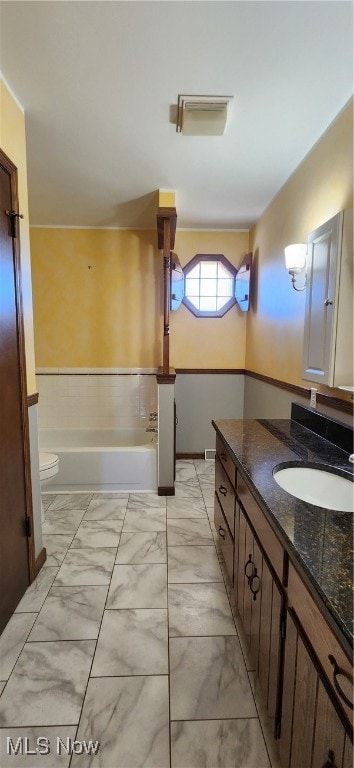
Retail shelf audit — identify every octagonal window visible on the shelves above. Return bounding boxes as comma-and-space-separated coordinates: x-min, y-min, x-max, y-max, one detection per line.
183, 254, 236, 317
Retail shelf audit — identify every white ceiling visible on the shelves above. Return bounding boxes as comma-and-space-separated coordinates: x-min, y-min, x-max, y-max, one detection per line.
1, 1, 353, 229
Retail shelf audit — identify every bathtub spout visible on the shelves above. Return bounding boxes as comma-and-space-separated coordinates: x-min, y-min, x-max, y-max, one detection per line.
146, 427, 158, 433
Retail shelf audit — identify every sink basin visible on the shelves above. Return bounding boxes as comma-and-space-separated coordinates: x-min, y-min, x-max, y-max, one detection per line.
273, 465, 354, 512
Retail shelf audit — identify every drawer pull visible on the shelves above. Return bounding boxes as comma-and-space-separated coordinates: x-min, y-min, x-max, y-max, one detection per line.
328, 655, 353, 710
219, 485, 227, 496
218, 526, 226, 540
220, 452, 227, 462
244, 554, 255, 581
249, 569, 261, 600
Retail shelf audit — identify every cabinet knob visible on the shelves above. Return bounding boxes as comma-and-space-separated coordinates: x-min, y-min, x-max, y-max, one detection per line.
219, 485, 227, 496
220, 452, 227, 462
218, 526, 226, 540
324, 298, 333, 306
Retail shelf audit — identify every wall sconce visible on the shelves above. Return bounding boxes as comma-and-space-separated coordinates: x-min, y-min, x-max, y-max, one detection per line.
284, 243, 307, 292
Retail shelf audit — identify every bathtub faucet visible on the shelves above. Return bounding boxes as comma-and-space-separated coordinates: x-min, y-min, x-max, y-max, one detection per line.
146, 426, 158, 433
149, 412, 158, 422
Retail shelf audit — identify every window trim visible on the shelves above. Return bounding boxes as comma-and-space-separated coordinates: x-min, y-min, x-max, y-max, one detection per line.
182, 253, 237, 318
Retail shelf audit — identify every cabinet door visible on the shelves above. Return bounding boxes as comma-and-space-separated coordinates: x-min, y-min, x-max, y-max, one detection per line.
279, 610, 352, 768
290, 632, 318, 767
249, 537, 262, 669
234, 501, 247, 620
243, 515, 254, 640
267, 569, 282, 723
279, 611, 298, 768
303, 211, 342, 385
258, 555, 274, 710
312, 680, 346, 768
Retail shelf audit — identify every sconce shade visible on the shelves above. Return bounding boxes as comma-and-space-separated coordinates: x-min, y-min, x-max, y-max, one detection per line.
284, 243, 307, 273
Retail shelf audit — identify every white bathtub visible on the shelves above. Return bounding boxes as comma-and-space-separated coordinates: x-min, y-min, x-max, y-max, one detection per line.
39, 428, 157, 492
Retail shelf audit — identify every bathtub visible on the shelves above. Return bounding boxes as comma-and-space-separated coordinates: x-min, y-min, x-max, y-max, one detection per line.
39, 428, 157, 492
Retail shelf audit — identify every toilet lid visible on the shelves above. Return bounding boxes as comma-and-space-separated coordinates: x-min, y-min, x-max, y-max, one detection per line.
39, 452, 59, 471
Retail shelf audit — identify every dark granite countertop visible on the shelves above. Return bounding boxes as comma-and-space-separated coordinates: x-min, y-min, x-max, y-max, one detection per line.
212, 418, 354, 656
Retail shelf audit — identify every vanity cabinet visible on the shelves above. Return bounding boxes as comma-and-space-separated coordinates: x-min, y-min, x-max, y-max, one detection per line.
302, 208, 353, 387
213, 428, 353, 768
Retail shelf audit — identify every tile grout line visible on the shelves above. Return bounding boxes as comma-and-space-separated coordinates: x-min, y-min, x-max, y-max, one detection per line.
67, 493, 128, 768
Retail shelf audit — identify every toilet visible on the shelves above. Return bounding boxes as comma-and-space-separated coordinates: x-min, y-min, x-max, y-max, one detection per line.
39, 452, 59, 522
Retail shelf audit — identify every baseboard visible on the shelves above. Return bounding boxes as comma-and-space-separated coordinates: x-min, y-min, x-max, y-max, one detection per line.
34, 547, 47, 577
158, 486, 175, 496
176, 452, 204, 459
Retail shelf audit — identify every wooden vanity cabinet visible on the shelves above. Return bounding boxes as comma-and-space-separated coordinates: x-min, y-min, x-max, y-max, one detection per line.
213, 431, 353, 768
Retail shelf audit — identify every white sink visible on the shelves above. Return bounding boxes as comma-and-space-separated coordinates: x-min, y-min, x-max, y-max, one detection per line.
273, 465, 354, 512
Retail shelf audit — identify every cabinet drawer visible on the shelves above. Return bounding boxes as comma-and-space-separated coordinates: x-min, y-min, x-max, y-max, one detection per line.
287, 562, 353, 728
216, 435, 236, 488
214, 495, 234, 584
215, 457, 236, 537
237, 474, 284, 582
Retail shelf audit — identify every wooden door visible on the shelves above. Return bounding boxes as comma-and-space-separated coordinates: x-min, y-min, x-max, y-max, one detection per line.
0, 150, 32, 633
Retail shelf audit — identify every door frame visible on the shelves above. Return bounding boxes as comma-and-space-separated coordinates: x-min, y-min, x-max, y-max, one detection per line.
1, 147, 35, 583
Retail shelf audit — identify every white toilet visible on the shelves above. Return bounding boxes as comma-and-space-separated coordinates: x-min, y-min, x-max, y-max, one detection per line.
39, 452, 59, 522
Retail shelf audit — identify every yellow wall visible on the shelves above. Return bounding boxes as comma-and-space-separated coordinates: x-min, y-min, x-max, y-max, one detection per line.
30, 226, 249, 369
171, 230, 249, 369
247, 99, 353, 398
0, 80, 36, 394
30, 228, 163, 368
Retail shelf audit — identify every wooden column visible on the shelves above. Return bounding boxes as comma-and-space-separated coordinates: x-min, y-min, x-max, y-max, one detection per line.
163, 217, 171, 372
157, 207, 177, 374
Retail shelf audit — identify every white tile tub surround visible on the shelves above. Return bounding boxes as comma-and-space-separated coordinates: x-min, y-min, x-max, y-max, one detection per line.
36, 371, 158, 430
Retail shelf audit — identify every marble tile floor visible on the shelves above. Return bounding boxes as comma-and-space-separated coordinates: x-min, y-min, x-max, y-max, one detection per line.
0, 460, 281, 768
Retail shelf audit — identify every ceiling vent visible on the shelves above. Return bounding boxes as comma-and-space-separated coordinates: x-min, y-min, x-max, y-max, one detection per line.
176, 94, 233, 136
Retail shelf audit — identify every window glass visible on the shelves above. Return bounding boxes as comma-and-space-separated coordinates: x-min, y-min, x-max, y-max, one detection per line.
185, 278, 200, 297
200, 261, 217, 278
183, 254, 236, 317
199, 278, 217, 297
200, 296, 217, 312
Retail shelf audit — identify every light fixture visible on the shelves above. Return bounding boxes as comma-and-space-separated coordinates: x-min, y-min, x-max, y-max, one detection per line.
284, 243, 307, 291
176, 94, 233, 136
